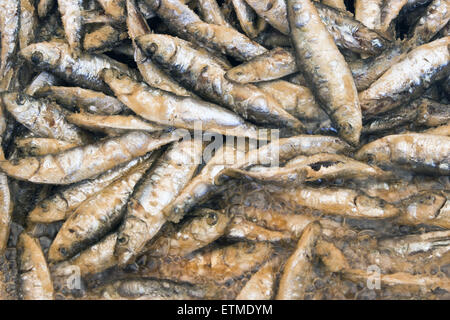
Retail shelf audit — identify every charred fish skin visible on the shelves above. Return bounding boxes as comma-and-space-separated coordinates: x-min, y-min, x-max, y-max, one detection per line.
0, 130, 181, 185
360, 37, 450, 118
101, 68, 261, 140
115, 139, 203, 267
18, 233, 54, 300
47, 154, 157, 263
1, 92, 90, 145
57, 0, 83, 56
136, 34, 305, 131
287, 0, 362, 146
356, 133, 450, 175
20, 41, 140, 94
0, 0, 19, 78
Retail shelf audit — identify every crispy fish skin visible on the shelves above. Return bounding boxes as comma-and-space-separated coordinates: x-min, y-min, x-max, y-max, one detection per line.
235, 256, 281, 300
256, 80, 330, 123
57, 0, 83, 55
48, 154, 156, 262
225, 47, 297, 83
244, 0, 388, 55
126, 0, 192, 97
225, 216, 293, 242
101, 68, 261, 140
35, 86, 126, 115
224, 153, 391, 185
398, 192, 450, 229
355, 0, 383, 30
378, 230, 450, 256
0, 150, 12, 253
53, 233, 118, 277
287, 0, 361, 146
245, 0, 291, 35
379, 0, 409, 34
83, 25, 128, 53
278, 186, 401, 219
28, 154, 153, 224
363, 98, 449, 134
408, 0, 450, 46
1, 92, 90, 144
94, 278, 207, 300
360, 37, 450, 117
145, 209, 231, 257
276, 222, 321, 300
18, 233, 54, 300
185, 21, 267, 62
349, 42, 408, 91
0, 0, 19, 78
20, 41, 139, 94
343, 269, 450, 292
97, 0, 126, 19
25, 72, 61, 96
424, 123, 450, 136
197, 0, 231, 26
115, 139, 203, 266
141, 242, 273, 285
356, 133, 450, 175
66, 113, 165, 135
231, 0, 260, 38
164, 145, 243, 223
137, 34, 304, 131
0, 130, 180, 185
19, 0, 38, 50
16, 138, 78, 157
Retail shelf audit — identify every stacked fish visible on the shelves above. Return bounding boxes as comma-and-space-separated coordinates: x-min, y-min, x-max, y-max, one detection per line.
0, 0, 449, 300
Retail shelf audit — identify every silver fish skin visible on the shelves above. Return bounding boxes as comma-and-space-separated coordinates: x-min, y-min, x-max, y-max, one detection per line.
25, 72, 61, 96
57, 0, 83, 56
0, 0, 19, 78
356, 133, 450, 175
101, 68, 261, 140
28, 153, 155, 224
48, 153, 157, 262
360, 37, 450, 117
287, 0, 361, 146
34, 86, 126, 115
126, 0, 192, 97
0, 130, 181, 184
1, 92, 90, 144
136, 34, 305, 131
20, 41, 140, 94
115, 139, 203, 266
19, 0, 38, 50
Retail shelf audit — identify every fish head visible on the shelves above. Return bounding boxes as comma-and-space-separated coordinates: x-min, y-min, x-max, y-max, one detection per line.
0, 92, 34, 114
115, 215, 149, 267
135, 34, 177, 63
20, 42, 65, 69
100, 68, 136, 95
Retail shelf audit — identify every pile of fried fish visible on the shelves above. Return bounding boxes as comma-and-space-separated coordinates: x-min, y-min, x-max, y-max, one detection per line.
0, 0, 449, 300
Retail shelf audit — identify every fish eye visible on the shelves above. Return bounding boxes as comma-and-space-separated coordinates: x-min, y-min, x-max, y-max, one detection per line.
206, 212, 218, 225
31, 51, 44, 65
59, 247, 68, 257
16, 93, 26, 105
118, 236, 128, 244
148, 43, 158, 54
